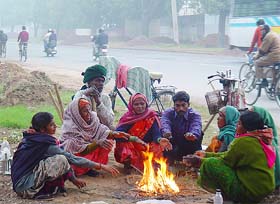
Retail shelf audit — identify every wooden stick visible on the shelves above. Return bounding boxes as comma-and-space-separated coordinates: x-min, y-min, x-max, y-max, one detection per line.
130, 164, 143, 175
203, 113, 216, 133
48, 90, 63, 122
54, 84, 64, 119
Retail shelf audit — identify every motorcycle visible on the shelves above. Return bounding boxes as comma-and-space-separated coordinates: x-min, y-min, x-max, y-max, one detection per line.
93, 44, 108, 61
45, 40, 57, 57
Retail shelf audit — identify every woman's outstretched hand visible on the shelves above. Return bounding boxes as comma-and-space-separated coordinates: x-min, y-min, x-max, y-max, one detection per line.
109, 131, 130, 140
159, 138, 172, 151
194, 150, 206, 158
182, 154, 202, 168
101, 164, 120, 176
98, 139, 114, 150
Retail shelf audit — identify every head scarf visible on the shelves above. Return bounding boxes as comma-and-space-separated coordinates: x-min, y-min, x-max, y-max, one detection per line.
82, 64, 107, 83
252, 106, 278, 144
60, 98, 110, 154
117, 93, 159, 127
78, 98, 90, 109
218, 105, 240, 146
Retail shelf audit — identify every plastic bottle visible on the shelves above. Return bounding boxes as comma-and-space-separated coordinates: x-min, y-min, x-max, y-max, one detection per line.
0, 138, 11, 175
214, 189, 223, 204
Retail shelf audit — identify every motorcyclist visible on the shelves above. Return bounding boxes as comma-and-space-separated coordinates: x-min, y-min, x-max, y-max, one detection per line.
0, 30, 8, 57
17, 26, 29, 52
95, 28, 108, 57
48, 30, 57, 49
43, 29, 52, 52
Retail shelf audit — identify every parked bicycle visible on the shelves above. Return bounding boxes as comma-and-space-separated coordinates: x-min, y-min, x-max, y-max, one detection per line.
204, 70, 246, 132
110, 72, 176, 115
19, 43, 27, 62
241, 62, 280, 107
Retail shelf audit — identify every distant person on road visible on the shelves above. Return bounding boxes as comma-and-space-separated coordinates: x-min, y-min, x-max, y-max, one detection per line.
160, 91, 203, 165
95, 28, 108, 57
254, 24, 280, 86
73, 64, 115, 130
17, 26, 29, 52
43, 29, 52, 52
0, 30, 8, 57
248, 18, 265, 54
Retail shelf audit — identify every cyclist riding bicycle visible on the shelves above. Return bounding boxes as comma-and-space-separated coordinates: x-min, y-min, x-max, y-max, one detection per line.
248, 19, 265, 54
254, 24, 280, 87
0, 30, 8, 57
17, 26, 29, 52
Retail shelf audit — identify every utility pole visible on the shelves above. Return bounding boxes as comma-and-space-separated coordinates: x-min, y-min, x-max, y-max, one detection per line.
171, 0, 179, 44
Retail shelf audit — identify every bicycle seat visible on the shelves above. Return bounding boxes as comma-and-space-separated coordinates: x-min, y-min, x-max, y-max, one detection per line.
149, 72, 163, 80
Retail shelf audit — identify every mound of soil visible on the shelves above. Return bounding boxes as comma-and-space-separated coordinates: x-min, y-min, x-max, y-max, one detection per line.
0, 62, 58, 106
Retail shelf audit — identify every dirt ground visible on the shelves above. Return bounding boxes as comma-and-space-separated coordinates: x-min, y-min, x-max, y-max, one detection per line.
0, 62, 279, 204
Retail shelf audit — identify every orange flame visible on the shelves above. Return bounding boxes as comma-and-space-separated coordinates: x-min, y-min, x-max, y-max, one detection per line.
137, 150, 180, 194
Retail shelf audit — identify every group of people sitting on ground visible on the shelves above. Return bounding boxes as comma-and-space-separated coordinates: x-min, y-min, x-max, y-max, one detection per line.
11, 64, 280, 203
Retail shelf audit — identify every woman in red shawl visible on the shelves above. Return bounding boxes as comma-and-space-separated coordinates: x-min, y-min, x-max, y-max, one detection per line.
114, 93, 172, 172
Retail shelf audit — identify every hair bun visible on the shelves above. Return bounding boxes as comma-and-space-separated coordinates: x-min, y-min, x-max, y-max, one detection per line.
81, 72, 85, 76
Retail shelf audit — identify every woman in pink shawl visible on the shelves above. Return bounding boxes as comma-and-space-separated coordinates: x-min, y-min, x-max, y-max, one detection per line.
114, 93, 172, 173
60, 98, 129, 176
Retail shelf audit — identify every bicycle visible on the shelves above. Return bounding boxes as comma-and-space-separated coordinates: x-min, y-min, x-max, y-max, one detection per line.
110, 72, 176, 115
239, 52, 275, 101
204, 70, 246, 132
243, 63, 280, 107
19, 42, 27, 62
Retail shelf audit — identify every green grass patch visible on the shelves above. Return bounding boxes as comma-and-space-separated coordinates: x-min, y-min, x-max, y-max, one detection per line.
0, 90, 75, 129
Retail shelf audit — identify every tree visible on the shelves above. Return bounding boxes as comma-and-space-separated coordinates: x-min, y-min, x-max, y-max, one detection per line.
190, 0, 231, 47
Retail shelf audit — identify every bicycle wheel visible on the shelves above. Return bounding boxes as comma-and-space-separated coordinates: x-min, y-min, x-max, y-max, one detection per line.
239, 63, 256, 93
275, 77, 280, 108
245, 84, 261, 106
149, 90, 175, 114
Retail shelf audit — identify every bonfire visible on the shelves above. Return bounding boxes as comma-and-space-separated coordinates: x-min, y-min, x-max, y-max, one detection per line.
137, 150, 180, 195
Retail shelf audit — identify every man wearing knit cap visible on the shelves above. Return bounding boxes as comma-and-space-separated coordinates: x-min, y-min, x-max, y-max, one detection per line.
74, 64, 115, 130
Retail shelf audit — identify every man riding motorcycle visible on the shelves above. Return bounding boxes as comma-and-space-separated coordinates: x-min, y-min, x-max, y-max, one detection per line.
94, 28, 108, 60
43, 29, 57, 56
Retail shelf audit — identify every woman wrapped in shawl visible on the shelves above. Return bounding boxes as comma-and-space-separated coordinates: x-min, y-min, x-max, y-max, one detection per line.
114, 93, 172, 172
206, 105, 240, 152
60, 98, 130, 176
184, 111, 275, 203
11, 112, 119, 199
251, 106, 280, 189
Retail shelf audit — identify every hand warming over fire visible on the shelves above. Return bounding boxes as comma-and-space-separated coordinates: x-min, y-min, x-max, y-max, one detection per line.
184, 132, 197, 141
194, 150, 206, 158
159, 138, 172, 151
182, 154, 201, 168
97, 139, 114, 150
98, 164, 120, 176
108, 131, 130, 140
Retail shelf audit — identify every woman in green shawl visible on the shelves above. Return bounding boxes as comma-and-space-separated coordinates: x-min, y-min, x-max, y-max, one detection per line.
251, 106, 280, 189
217, 105, 240, 152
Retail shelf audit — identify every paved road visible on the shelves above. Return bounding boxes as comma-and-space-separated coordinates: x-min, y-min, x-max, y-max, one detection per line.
2, 41, 280, 124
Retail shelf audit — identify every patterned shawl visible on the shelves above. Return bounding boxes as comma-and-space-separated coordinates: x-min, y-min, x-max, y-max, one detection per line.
117, 93, 160, 127
60, 98, 110, 154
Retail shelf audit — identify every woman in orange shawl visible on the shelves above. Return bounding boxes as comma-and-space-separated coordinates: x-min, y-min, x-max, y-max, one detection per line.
114, 93, 172, 172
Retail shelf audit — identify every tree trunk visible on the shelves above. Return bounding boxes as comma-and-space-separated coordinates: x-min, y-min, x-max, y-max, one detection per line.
33, 22, 40, 37
218, 10, 227, 48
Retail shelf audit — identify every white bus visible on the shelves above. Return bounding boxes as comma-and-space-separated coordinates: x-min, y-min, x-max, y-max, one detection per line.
229, 0, 280, 49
